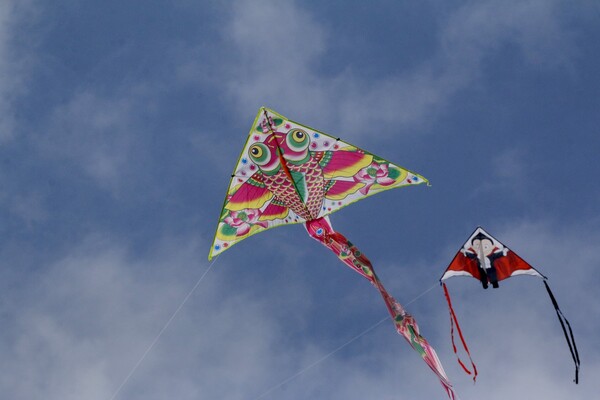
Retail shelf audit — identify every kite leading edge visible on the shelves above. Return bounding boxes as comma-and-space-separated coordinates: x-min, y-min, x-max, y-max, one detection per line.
209, 108, 455, 398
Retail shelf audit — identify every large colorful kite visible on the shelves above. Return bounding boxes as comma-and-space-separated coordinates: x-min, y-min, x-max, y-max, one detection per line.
440, 226, 580, 383
209, 107, 456, 399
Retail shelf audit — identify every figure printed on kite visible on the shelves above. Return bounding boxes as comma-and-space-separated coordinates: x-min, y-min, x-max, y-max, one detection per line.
440, 226, 581, 385
461, 231, 508, 289
209, 107, 457, 400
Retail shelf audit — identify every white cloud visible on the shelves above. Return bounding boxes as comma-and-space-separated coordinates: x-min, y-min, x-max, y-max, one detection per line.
0, 233, 461, 400
37, 86, 156, 194
1, 218, 598, 399
0, 235, 289, 400
222, 0, 330, 118
191, 0, 586, 138
0, 0, 36, 143
336, 0, 583, 133
468, 147, 530, 201
28, 0, 586, 193
7, 192, 48, 226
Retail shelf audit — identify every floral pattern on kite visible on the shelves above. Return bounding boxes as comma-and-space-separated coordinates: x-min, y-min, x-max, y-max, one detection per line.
210, 108, 428, 259
216, 208, 268, 241
354, 160, 407, 195
209, 108, 456, 400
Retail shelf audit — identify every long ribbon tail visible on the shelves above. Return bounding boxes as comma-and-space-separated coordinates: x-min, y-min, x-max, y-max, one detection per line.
380, 287, 457, 400
305, 218, 456, 399
543, 280, 580, 383
442, 282, 478, 382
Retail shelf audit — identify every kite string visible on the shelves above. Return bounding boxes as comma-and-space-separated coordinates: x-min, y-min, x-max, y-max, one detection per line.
253, 315, 390, 400
251, 282, 439, 400
108, 256, 220, 400
404, 282, 439, 307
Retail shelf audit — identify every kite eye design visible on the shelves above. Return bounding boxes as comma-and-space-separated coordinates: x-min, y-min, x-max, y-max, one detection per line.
286, 129, 309, 151
316, 228, 324, 236
249, 143, 271, 166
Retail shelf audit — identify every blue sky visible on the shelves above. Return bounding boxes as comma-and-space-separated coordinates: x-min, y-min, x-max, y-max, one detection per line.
1, 0, 599, 399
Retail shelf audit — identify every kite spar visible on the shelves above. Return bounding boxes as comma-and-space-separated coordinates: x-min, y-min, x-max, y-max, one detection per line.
209, 107, 456, 399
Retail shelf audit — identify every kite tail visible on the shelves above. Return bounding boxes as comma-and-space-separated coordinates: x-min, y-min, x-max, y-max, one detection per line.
543, 280, 580, 383
442, 282, 478, 382
305, 217, 456, 399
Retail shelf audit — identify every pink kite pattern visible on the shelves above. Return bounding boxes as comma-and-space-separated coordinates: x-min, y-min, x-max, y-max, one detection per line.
209, 107, 455, 398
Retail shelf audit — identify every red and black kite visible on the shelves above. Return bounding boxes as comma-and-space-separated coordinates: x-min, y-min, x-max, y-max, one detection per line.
440, 227, 580, 384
